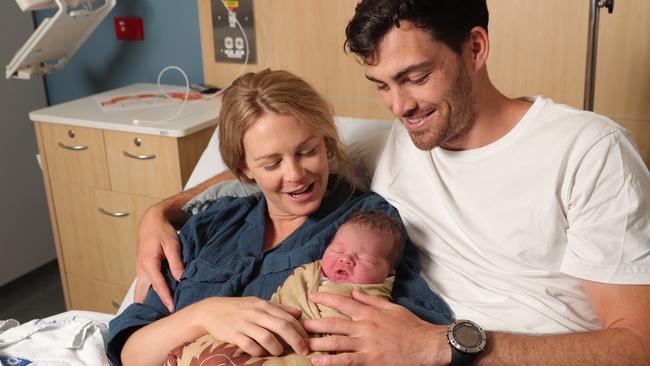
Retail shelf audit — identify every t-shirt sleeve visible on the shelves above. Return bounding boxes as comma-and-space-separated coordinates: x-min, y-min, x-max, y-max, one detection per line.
563, 128, 650, 283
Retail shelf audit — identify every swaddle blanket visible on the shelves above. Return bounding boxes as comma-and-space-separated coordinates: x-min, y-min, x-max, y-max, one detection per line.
0, 311, 111, 366
165, 260, 392, 366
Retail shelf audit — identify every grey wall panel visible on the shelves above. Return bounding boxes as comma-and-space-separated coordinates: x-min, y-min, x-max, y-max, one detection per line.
0, 2, 55, 286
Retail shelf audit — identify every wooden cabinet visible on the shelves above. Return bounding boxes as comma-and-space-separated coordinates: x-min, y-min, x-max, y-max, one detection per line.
67, 274, 130, 314
39, 124, 110, 189
34, 121, 214, 313
104, 130, 190, 198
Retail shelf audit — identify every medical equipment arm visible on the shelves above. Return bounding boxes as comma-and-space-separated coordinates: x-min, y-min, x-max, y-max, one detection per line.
6, 0, 116, 79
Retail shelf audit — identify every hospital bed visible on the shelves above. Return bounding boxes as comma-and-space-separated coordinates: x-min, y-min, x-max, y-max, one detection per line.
0, 116, 393, 365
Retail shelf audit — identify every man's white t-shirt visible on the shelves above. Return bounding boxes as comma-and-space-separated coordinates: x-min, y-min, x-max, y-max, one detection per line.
368, 96, 650, 334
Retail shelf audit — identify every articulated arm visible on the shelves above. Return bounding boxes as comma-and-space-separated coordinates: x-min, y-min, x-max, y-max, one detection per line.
7, 0, 116, 79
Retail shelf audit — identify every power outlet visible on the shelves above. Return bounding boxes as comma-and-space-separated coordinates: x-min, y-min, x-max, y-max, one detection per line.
212, 0, 256, 64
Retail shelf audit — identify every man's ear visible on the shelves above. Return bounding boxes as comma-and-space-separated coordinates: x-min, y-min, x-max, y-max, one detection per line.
467, 26, 489, 72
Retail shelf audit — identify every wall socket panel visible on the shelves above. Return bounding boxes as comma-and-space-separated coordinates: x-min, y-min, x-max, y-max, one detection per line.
212, 0, 257, 64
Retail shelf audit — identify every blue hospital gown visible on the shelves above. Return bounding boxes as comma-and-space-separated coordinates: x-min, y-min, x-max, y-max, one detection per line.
106, 177, 453, 365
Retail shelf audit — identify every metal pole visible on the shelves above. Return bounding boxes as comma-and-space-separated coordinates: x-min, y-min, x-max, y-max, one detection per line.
584, 0, 600, 111
584, 0, 614, 111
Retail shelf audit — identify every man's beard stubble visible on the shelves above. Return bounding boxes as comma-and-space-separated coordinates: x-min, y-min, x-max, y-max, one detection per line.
409, 64, 477, 151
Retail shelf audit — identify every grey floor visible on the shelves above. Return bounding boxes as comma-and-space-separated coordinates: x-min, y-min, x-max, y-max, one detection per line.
0, 260, 66, 323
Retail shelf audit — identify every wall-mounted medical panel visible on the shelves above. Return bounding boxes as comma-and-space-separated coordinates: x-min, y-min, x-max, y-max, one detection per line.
211, 0, 257, 64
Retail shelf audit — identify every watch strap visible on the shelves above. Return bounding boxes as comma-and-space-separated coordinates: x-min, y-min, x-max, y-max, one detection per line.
450, 345, 477, 366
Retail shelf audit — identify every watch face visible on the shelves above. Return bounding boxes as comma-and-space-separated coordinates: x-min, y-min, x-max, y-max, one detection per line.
453, 324, 482, 348
448, 320, 487, 354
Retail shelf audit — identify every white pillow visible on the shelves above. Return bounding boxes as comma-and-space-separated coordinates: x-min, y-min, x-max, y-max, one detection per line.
184, 116, 393, 190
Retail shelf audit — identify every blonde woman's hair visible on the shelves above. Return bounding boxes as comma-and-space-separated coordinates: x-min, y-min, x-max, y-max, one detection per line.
218, 69, 354, 185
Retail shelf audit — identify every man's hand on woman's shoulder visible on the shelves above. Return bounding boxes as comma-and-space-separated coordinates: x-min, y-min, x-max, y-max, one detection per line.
134, 203, 186, 312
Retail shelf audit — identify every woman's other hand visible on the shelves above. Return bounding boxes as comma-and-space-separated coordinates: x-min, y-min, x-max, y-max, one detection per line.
195, 296, 310, 357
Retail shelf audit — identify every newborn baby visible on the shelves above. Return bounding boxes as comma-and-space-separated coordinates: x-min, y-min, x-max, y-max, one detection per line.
166, 211, 412, 366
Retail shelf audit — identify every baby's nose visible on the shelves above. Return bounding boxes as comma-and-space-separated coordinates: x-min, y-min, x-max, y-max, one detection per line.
338, 256, 353, 264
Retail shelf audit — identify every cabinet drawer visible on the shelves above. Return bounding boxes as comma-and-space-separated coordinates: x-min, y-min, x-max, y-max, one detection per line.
39, 123, 110, 189
51, 181, 159, 286
67, 274, 128, 313
104, 130, 183, 198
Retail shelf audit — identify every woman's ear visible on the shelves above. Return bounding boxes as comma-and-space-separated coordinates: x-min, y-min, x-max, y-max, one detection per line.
326, 139, 335, 159
240, 164, 254, 181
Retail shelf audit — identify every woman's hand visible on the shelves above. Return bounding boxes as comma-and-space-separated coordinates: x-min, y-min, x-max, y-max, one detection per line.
134, 204, 186, 312
194, 296, 310, 357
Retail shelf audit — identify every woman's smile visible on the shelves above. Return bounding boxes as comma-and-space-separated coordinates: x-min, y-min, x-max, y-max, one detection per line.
285, 182, 315, 201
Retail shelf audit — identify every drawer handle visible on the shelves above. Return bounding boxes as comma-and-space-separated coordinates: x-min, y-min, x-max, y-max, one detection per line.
98, 207, 130, 218
111, 300, 120, 309
57, 142, 88, 151
123, 150, 157, 160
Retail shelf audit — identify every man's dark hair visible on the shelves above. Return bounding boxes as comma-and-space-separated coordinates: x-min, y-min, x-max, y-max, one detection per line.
345, 0, 489, 62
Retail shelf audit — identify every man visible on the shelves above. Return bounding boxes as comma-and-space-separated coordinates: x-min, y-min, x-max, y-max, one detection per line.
135, 1, 650, 365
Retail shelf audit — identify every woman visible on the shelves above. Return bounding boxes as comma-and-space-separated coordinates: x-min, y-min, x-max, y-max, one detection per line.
106, 69, 451, 365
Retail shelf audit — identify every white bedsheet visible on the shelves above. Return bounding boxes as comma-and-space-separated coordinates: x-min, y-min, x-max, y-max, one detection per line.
0, 310, 114, 366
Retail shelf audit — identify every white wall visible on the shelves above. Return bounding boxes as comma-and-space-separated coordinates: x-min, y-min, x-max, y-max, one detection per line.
0, 2, 56, 286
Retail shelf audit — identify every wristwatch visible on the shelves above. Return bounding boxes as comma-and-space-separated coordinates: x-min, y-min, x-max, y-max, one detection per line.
446, 319, 487, 365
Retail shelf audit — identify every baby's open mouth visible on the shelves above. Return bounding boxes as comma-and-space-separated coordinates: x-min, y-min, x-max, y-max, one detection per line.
335, 269, 349, 276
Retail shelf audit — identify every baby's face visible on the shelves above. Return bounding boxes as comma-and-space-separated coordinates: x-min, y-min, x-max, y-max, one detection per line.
321, 223, 394, 284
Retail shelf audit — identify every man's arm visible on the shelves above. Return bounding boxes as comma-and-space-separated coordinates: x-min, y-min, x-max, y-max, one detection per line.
304, 283, 650, 366
134, 170, 235, 311
479, 281, 650, 365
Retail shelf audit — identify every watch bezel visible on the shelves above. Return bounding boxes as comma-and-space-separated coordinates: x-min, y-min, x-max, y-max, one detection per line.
447, 319, 487, 354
